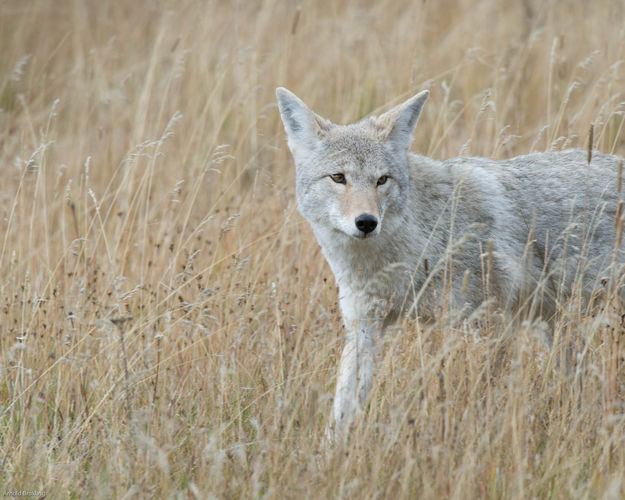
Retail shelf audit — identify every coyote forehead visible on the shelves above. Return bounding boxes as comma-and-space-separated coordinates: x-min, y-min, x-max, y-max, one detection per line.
323, 127, 387, 161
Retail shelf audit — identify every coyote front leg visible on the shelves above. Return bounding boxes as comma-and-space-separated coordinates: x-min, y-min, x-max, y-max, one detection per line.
332, 321, 378, 434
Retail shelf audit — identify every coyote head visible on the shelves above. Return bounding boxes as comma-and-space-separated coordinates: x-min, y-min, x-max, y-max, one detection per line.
276, 87, 429, 240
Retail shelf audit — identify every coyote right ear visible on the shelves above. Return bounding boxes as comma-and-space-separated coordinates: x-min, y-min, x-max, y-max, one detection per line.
276, 87, 332, 156
377, 90, 429, 150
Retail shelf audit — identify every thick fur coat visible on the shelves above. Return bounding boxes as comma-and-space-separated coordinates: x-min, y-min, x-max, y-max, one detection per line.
276, 87, 624, 433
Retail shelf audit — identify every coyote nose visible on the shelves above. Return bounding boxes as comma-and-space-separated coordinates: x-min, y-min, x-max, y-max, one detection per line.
355, 214, 378, 234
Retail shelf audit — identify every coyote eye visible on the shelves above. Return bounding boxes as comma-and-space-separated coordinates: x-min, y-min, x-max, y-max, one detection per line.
330, 173, 346, 184
377, 175, 389, 186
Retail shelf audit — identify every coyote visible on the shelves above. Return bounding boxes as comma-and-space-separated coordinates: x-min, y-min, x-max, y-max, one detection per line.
276, 87, 624, 433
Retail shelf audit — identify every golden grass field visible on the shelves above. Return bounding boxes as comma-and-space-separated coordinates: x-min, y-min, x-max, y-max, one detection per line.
1, 0, 625, 497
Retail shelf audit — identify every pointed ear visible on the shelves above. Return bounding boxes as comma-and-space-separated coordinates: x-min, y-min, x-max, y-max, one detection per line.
276, 87, 332, 156
377, 90, 429, 150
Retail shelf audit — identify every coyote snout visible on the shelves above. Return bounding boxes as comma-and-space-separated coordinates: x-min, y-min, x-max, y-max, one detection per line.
343, 186, 381, 237
355, 214, 377, 234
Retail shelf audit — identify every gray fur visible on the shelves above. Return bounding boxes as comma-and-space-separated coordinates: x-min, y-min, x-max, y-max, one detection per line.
276, 86, 624, 434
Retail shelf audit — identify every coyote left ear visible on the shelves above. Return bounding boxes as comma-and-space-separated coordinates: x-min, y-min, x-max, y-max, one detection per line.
276, 87, 332, 158
378, 90, 429, 150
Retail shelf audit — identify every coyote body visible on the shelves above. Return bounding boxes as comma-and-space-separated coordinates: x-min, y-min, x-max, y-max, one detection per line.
276, 87, 624, 433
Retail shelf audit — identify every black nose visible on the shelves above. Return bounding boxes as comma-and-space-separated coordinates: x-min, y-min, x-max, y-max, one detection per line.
355, 214, 378, 234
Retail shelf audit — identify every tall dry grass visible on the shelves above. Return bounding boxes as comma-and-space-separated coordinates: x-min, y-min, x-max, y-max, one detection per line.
1, 0, 624, 497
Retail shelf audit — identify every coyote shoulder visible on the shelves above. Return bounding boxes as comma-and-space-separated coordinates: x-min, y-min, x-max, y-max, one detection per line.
276, 87, 624, 433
